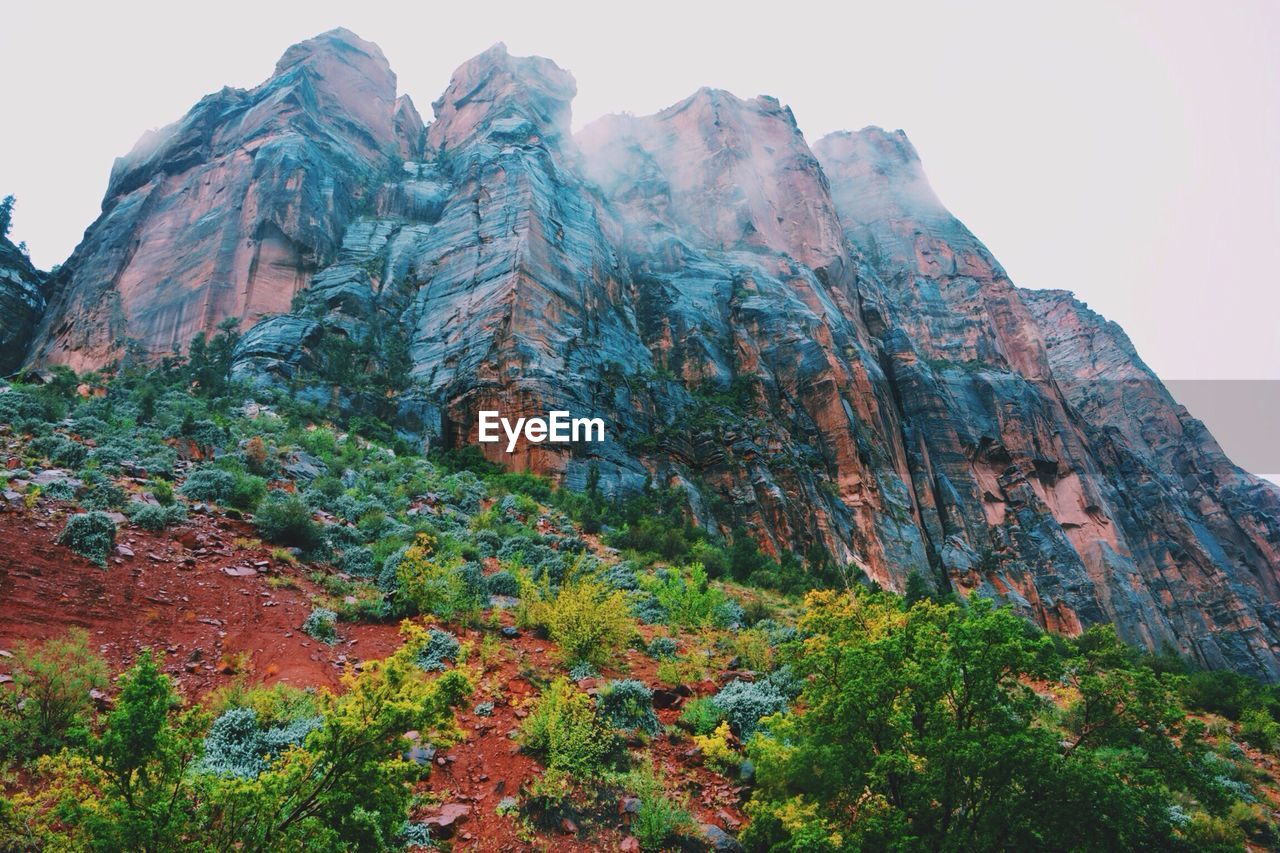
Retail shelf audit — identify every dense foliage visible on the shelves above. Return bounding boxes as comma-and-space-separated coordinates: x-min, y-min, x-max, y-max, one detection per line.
2, 625, 470, 851
742, 590, 1249, 852
3, 335, 1280, 851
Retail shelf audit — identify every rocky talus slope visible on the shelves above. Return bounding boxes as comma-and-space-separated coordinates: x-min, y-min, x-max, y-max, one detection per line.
17, 31, 1280, 677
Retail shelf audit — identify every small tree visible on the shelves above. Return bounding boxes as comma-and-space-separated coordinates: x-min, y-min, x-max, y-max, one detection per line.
203, 622, 472, 849
27, 650, 211, 851
0, 629, 109, 760
0, 195, 14, 239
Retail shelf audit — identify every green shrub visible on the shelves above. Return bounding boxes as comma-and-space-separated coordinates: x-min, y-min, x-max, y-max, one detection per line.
336, 546, 376, 576
647, 636, 679, 660
645, 562, 727, 628
712, 678, 789, 739
416, 628, 460, 672
42, 479, 77, 501
149, 478, 175, 506
677, 697, 725, 736
254, 491, 323, 552
395, 534, 477, 619
1182, 669, 1260, 720
617, 769, 699, 851
567, 661, 599, 681
518, 678, 618, 775
30, 434, 87, 468
180, 465, 265, 510
226, 468, 267, 510
126, 501, 187, 531
80, 480, 127, 511
485, 569, 520, 597
302, 607, 339, 644
56, 511, 117, 566
1240, 708, 1279, 753
0, 628, 109, 761
518, 575, 635, 668
596, 679, 660, 736
199, 706, 321, 778
180, 467, 235, 503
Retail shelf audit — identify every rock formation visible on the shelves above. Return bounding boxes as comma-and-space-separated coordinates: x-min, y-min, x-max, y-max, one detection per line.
27, 28, 421, 371
20, 32, 1280, 678
0, 235, 44, 375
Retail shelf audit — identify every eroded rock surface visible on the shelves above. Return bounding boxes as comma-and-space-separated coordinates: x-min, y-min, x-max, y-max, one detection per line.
24, 34, 1280, 677
0, 237, 44, 374
28, 28, 422, 371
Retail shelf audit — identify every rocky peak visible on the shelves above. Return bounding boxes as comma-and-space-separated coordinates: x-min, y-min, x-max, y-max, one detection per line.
27, 28, 414, 371
273, 26, 392, 80
394, 95, 426, 160
814, 127, 949, 226
579, 87, 847, 274
426, 43, 577, 154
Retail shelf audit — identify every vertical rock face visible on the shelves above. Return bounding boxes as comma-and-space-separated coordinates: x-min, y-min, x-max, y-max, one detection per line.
1023, 290, 1280, 674
24, 32, 1280, 678
0, 237, 44, 375
816, 128, 1280, 678
576, 90, 929, 577
28, 28, 421, 371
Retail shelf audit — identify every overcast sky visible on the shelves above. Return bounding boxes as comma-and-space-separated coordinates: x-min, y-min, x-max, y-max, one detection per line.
3, 1, 1278, 475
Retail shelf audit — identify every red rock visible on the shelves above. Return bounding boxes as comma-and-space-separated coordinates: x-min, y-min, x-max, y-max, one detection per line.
16, 33, 1280, 680
29, 28, 421, 371
423, 803, 470, 840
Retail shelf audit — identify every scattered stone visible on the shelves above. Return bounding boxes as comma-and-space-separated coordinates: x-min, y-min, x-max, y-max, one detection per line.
652, 687, 683, 709
702, 824, 744, 852
115, 544, 134, 558
423, 803, 470, 840
222, 566, 258, 577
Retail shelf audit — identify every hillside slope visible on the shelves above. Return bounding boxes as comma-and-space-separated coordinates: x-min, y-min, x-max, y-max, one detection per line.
16, 30, 1280, 679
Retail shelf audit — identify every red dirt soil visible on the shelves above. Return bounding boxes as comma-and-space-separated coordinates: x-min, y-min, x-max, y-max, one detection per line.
0, 502, 747, 850
0, 501, 401, 694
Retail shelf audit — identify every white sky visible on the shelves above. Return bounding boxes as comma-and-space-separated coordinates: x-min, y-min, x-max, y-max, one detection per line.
3, 1, 1278, 474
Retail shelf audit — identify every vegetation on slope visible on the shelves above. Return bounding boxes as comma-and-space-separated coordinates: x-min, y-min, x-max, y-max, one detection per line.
2, 326, 1280, 850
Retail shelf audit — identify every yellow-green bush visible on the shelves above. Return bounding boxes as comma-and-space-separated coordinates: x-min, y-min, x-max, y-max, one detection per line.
518, 678, 618, 775
518, 574, 634, 668
396, 533, 471, 619
693, 721, 739, 772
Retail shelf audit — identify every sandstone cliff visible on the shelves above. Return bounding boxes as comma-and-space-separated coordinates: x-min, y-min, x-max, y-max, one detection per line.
0, 236, 44, 375
27, 28, 422, 371
24, 32, 1280, 678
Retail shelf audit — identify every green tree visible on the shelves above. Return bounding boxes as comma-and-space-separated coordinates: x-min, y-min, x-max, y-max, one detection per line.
187, 317, 241, 397
203, 622, 471, 851
27, 650, 211, 852
0, 195, 13, 239
742, 590, 1204, 852
0, 629, 109, 761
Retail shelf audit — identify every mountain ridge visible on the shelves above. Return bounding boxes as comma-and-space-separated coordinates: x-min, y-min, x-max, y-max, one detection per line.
7, 29, 1279, 679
